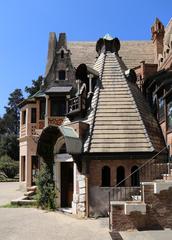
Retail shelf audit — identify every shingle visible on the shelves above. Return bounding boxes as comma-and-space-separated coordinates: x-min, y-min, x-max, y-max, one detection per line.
87, 52, 164, 153
68, 41, 154, 69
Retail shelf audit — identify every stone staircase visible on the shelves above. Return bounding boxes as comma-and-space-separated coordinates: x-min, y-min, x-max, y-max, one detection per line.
110, 160, 172, 231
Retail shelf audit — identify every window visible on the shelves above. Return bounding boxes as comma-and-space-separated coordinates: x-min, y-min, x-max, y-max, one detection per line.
22, 110, 26, 124
31, 108, 37, 123
61, 50, 64, 58
167, 101, 172, 131
158, 96, 165, 121
131, 166, 140, 186
59, 70, 66, 80
39, 99, 45, 120
101, 166, 110, 187
50, 98, 66, 116
117, 166, 125, 186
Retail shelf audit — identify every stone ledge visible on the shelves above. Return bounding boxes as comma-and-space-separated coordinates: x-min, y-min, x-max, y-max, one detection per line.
111, 201, 146, 215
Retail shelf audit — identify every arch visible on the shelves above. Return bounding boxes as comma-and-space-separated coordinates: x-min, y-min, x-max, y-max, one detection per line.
116, 166, 125, 186
37, 125, 82, 161
131, 165, 140, 186
101, 166, 110, 187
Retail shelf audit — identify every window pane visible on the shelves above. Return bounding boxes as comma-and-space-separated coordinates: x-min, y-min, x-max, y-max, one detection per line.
39, 100, 45, 120
158, 96, 164, 121
59, 70, 66, 80
167, 101, 172, 130
22, 110, 26, 124
31, 108, 36, 123
50, 98, 66, 116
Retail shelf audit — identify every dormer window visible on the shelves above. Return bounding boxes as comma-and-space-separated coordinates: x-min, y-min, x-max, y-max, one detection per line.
59, 70, 66, 80
61, 50, 64, 59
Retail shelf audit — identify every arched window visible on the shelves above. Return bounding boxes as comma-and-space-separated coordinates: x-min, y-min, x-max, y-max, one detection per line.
131, 166, 140, 186
117, 166, 125, 186
101, 166, 110, 187
61, 50, 64, 59
59, 70, 66, 80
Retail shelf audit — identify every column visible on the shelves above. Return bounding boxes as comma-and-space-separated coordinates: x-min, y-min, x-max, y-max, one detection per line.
45, 95, 49, 127
88, 74, 93, 94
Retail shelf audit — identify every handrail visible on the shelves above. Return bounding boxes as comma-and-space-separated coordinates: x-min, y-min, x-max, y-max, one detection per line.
110, 146, 168, 191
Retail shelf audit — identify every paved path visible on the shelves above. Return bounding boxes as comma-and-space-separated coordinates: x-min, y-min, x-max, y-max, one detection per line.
0, 208, 111, 240
120, 230, 172, 240
0, 182, 24, 206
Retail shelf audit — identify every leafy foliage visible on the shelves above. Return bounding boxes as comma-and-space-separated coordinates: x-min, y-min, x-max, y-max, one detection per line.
25, 76, 43, 97
0, 155, 19, 178
36, 162, 56, 210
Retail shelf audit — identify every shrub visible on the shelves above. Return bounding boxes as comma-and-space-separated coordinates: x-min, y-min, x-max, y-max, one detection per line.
36, 162, 56, 210
0, 155, 19, 178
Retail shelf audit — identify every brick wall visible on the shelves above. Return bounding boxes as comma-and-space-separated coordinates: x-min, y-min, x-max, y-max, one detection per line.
111, 184, 172, 231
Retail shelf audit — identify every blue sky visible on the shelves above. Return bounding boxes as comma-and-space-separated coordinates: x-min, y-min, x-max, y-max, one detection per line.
0, 0, 172, 116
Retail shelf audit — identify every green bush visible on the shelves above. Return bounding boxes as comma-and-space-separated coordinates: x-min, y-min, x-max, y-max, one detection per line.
0, 155, 19, 178
36, 162, 56, 210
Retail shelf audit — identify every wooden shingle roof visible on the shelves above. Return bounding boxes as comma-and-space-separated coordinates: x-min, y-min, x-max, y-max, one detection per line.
68, 41, 154, 69
85, 51, 165, 153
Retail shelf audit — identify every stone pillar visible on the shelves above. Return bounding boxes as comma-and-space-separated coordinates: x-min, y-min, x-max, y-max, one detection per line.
45, 95, 49, 127
88, 74, 93, 94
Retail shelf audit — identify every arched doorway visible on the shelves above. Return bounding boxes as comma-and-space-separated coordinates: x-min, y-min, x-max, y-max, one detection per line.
117, 166, 125, 186
131, 166, 140, 186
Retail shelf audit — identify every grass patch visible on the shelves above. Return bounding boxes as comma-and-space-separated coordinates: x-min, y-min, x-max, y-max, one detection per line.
0, 203, 36, 208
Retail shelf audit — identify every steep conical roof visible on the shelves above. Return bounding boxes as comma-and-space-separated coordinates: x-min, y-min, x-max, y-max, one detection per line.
87, 50, 165, 153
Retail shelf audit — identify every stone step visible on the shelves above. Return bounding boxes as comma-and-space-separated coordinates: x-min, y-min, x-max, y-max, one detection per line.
97, 105, 136, 109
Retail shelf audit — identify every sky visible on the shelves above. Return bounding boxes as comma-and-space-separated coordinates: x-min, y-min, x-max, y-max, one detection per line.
0, 0, 172, 116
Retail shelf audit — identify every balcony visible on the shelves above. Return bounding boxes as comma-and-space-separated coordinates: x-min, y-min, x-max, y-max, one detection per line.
67, 95, 86, 117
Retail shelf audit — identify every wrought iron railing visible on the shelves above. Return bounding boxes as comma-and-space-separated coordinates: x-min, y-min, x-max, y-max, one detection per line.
108, 146, 171, 228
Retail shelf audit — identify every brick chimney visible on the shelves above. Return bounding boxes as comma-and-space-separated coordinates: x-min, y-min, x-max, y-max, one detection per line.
151, 18, 165, 63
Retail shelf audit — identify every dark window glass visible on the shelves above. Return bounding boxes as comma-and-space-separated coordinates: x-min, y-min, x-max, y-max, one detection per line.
117, 166, 125, 186
167, 101, 172, 130
31, 108, 37, 123
59, 70, 66, 80
61, 50, 64, 58
158, 96, 165, 121
39, 100, 45, 120
22, 110, 26, 124
101, 166, 110, 187
131, 166, 140, 186
50, 98, 66, 116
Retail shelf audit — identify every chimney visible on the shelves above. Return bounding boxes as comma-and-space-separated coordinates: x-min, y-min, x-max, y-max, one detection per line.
151, 18, 165, 63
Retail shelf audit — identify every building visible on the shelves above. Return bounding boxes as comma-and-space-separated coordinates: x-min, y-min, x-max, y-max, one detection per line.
19, 18, 172, 218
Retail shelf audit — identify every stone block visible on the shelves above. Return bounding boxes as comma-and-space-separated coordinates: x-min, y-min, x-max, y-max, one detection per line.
79, 194, 86, 203
79, 180, 86, 188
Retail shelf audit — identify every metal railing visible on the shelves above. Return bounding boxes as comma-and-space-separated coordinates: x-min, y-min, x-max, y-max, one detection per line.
108, 146, 171, 229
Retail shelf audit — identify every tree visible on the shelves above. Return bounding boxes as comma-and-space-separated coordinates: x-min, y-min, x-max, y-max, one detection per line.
25, 75, 43, 97
4, 89, 24, 135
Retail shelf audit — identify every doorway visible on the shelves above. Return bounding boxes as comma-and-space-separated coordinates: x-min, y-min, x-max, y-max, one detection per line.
131, 166, 140, 186
61, 162, 73, 207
